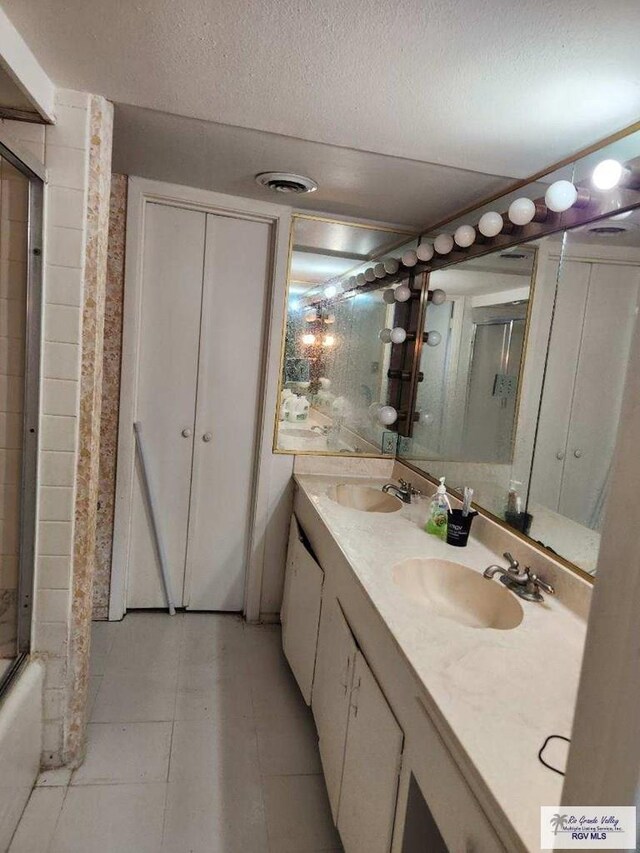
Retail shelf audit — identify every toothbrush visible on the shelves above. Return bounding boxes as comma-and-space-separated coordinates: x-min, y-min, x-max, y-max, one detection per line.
462, 487, 474, 517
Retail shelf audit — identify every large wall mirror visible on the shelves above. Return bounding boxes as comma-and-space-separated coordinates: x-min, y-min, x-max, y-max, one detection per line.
399, 128, 640, 581
274, 214, 414, 455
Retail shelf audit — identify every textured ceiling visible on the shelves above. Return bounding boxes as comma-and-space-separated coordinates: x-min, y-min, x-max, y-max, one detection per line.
4, 0, 640, 181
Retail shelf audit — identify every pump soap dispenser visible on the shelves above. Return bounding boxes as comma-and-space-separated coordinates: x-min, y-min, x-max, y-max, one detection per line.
425, 477, 451, 540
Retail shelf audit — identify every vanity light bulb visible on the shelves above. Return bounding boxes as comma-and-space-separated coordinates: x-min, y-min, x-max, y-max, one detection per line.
304, 311, 316, 323
426, 330, 442, 347
319, 377, 331, 389
478, 211, 504, 237
592, 159, 624, 191
301, 333, 316, 345
419, 411, 434, 425
356, 273, 367, 286
416, 242, 434, 262
390, 327, 407, 344
324, 313, 335, 324
394, 284, 412, 302
323, 284, 337, 299
402, 249, 418, 267
508, 197, 536, 226
383, 257, 400, 275
377, 406, 398, 426
368, 402, 383, 419
454, 225, 476, 248
322, 334, 335, 348
544, 180, 578, 213
379, 328, 393, 343
382, 288, 396, 304
373, 263, 386, 278
429, 288, 446, 305
364, 267, 376, 282
434, 234, 454, 254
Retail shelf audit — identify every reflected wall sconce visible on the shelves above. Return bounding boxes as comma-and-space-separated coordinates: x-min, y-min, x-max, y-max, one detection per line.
377, 405, 398, 426
374, 263, 386, 278
384, 258, 400, 274
379, 327, 407, 344
304, 311, 317, 323
425, 330, 442, 347
383, 288, 396, 304
323, 284, 337, 298
322, 334, 335, 347
364, 267, 376, 282
402, 249, 418, 267
454, 225, 476, 248
434, 234, 454, 254
301, 333, 316, 345
394, 284, 412, 302
356, 273, 366, 286
418, 411, 435, 425
428, 288, 447, 304
417, 242, 434, 262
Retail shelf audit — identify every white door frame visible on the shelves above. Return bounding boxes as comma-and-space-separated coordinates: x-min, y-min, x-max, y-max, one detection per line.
109, 177, 291, 620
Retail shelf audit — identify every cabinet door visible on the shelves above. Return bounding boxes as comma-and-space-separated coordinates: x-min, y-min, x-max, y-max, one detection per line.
184, 214, 272, 610
312, 596, 357, 821
127, 204, 206, 608
281, 515, 324, 705
338, 651, 404, 853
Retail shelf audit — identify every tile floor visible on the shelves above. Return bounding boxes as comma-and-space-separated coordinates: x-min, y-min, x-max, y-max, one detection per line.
9, 613, 343, 853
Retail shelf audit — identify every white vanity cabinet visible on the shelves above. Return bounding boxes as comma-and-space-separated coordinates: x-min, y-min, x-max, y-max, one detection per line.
280, 515, 324, 705
313, 594, 404, 852
338, 650, 404, 853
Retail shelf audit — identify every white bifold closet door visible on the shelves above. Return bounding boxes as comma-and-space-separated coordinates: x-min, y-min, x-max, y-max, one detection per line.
127, 203, 271, 611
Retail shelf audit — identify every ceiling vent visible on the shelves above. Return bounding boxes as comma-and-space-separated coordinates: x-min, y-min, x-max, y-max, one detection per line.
255, 172, 318, 194
588, 225, 629, 235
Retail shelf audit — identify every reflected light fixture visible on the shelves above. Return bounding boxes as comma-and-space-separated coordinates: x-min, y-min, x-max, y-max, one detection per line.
434, 234, 454, 254
429, 289, 446, 305
383, 288, 396, 304
322, 334, 335, 347
394, 284, 412, 302
356, 273, 366, 286
384, 258, 400, 275
374, 263, 386, 278
301, 333, 316, 345
416, 242, 434, 262
454, 225, 476, 248
379, 328, 393, 343
377, 406, 398, 426
364, 267, 376, 282
323, 284, 337, 299
390, 327, 407, 344
402, 250, 418, 267
425, 330, 442, 347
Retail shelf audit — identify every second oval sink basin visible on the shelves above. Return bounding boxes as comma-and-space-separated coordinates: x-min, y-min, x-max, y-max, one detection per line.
327, 484, 403, 513
392, 558, 523, 630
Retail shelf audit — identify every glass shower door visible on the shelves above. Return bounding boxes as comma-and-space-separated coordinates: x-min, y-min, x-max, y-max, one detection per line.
0, 143, 42, 689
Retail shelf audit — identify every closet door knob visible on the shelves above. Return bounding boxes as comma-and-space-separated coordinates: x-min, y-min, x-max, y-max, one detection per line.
202, 432, 212, 443
573, 448, 582, 458
181, 428, 192, 438
556, 450, 565, 460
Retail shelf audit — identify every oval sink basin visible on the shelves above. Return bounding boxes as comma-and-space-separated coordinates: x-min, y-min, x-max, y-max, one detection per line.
327, 484, 403, 513
392, 558, 523, 630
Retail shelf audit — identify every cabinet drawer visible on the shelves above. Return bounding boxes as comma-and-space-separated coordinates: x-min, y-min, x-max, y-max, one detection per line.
281, 515, 324, 705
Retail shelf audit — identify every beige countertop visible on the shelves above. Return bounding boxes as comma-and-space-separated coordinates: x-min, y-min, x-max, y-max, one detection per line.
295, 472, 588, 852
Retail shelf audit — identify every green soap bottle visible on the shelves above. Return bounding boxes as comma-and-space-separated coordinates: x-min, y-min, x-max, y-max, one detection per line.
425, 477, 451, 539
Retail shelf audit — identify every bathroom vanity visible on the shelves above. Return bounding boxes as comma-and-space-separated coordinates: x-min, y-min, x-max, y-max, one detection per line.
280, 465, 589, 853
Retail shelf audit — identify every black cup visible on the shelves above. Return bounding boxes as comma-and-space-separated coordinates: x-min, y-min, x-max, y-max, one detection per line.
446, 509, 477, 547
504, 510, 533, 536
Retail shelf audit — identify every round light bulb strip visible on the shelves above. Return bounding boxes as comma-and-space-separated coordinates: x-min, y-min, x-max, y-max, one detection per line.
305, 157, 640, 309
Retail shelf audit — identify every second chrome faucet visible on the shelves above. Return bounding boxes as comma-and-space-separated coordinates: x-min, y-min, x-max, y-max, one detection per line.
484, 552, 555, 602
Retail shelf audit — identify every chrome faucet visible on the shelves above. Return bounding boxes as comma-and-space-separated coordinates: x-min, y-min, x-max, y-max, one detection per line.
382, 479, 421, 504
483, 552, 555, 602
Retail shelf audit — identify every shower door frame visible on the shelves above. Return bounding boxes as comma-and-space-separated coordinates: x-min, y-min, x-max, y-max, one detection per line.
0, 129, 44, 666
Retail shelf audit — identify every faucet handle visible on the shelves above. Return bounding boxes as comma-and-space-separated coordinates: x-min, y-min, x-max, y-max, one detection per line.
503, 551, 519, 570
527, 570, 555, 596
399, 479, 421, 496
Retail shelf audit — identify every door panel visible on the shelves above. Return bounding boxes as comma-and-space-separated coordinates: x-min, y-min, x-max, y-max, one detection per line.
184, 214, 271, 610
127, 204, 205, 608
529, 260, 589, 512
559, 263, 640, 526
281, 515, 324, 705
312, 596, 357, 821
338, 651, 404, 853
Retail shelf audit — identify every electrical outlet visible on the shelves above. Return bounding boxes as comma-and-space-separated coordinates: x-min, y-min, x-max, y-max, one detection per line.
381, 431, 398, 455
398, 436, 411, 455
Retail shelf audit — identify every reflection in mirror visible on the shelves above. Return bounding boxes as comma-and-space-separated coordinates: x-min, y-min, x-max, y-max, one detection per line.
403, 243, 540, 525
526, 213, 640, 574
275, 215, 413, 454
